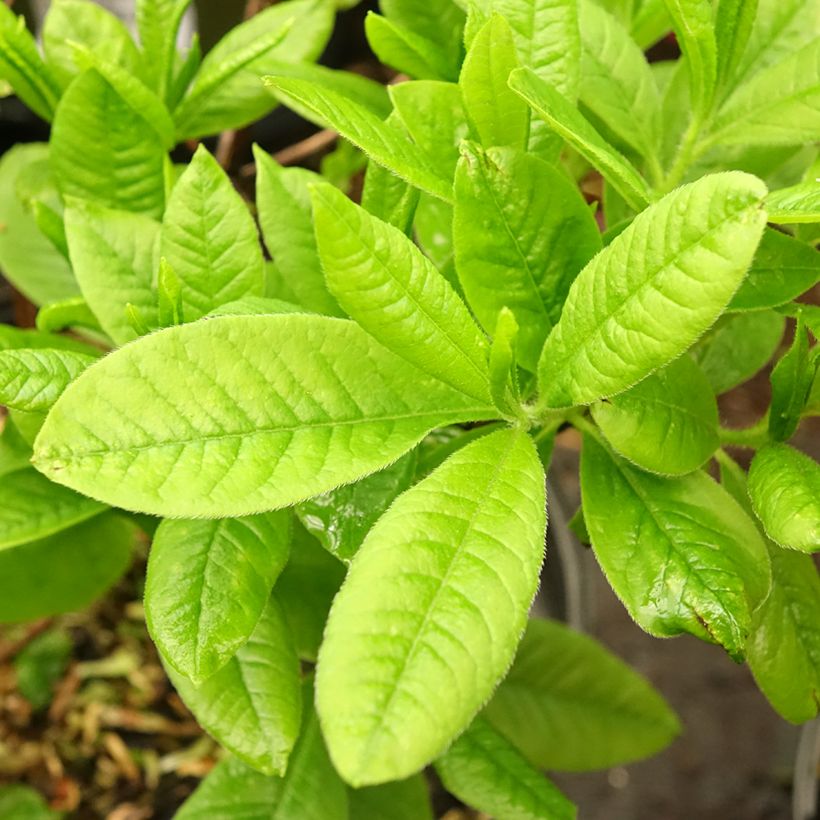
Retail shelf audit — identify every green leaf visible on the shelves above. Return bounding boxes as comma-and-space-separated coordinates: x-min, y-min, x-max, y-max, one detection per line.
766, 181, 820, 224
0, 348, 95, 412
312, 183, 491, 402
33, 315, 495, 517
361, 158, 420, 235
414, 194, 460, 292
296, 453, 416, 563
207, 296, 304, 318
459, 14, 528, 151
276, 519, 345, 662
0, 785, 59, 820
453, 144, 601, 372
748, 545, 820, 723
0, 417, 33, 478
580, 434, 771, 658
164, 595, 301, 775
538, 172, 768, 408
316, 429, 546, 786
748, 444, 820, 552
348, 775, 434, 820
146, 512, 291, 684
51, 70, 166, 217
390, 80, 471, 183
0, 467, 105, 552
253, 147, 342, 316
710, 40, 820, 147
0, 324, 97, 357
577, 0, 662, 161
64, 200, 160, 345
714, 0, 758, 95
265, 74, 454, 202
43, 0, 143, 89
591, 355, 719, 475
663, 0, 717, 119
0, 145, 78, 307
488, 308, 522, 417
509, 67, 652, 212
691, 310, 785, 394
0, 513, 133, 623
136, 0, 192, 99
36, 297, 101, 335
483, 618, 680, 771
769, 318, 813, 441
161, 146, 265, 320
729, 228, 820, 311
14, 628, 72, 711
176, 689, 348, 819
0, 7, 61, 121
435, 716, 575, 820
174, 0, 333, 139
156, 259, 184, 327
366, 12, 458, 81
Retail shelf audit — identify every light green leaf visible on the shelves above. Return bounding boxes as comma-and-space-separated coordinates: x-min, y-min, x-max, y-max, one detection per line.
538, 172, 768, 408
51, 70, 166, 217
146, 512, 291, 684
483, 618, 680, 771
348, 775, 433, 820
453, 144, 601, 372
316, 429, 546, 786
0, 348, 95, 413
156, 259, 184, 328
0, 467, 104, 552
296, 453, 416, 563
174, 0, 333, 139
459, 14, 528, 151
136, 0, 192, 98
390, 80, 471, 183
265, 75, 453, 202
748, 444, 820, 552
729, 228, 820, 311
509, 67, 652, 211
714, 0, 758, 95
0, 417, 33, 478
710, 39, 820, 147
0, 513, 133, 623
165, 595, 301, 775
0, 6, 61, 121
581, 434, 771, 658
65, 201, 160, 345
578, 0, 662, 161
748, 545, 820, 723
253, 147, 342, 316
0, 324, 97, 357
591, 355, 719, 475
43, 0, 143, 89
663, 0, 717, 119
312, 183, 490, 402
361, 159, 420, 235
691, 310, 785, 394
769, 317, 814, 441
488, 308, 522, 417
766, 181, 820, 224
435, 716, 575, 820
207, 296, 303, 318
176, 688, 348, 820
414, 194, 460, 292
276, 519, 345, 662
36, 297, 101, 335
160, 146, 265, 320
33, 315, 495, 517
0, 145, 78, 307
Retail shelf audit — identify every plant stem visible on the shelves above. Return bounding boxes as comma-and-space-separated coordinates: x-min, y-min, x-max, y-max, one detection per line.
567, 412, 603, 443
718, 416, 770, 449
660, 115, 708, 193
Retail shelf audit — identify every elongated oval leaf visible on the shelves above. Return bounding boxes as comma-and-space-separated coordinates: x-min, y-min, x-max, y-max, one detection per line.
748, 444, 820, 553
453, 144, 601, 372
538, 172, 768, 408
165, 595, 301, 775
0, 468, 105, 552
161, 146, 265, 320
176, 689, 348, 820
0, 349, 94, 413
435, 716, 575, 820
312, 183, 491, 403
33, 315, 494, 517
348, 775, 434, 820
483, 618, 680, 771
581, 434, 771, 658
591, 356, 719, 475
766, 181, 820, 224
64, 201, 159, 345
509, 67, 652, 212
146, 512, 291, 683
748, 545, 820, 723
316, 428, 546, 786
